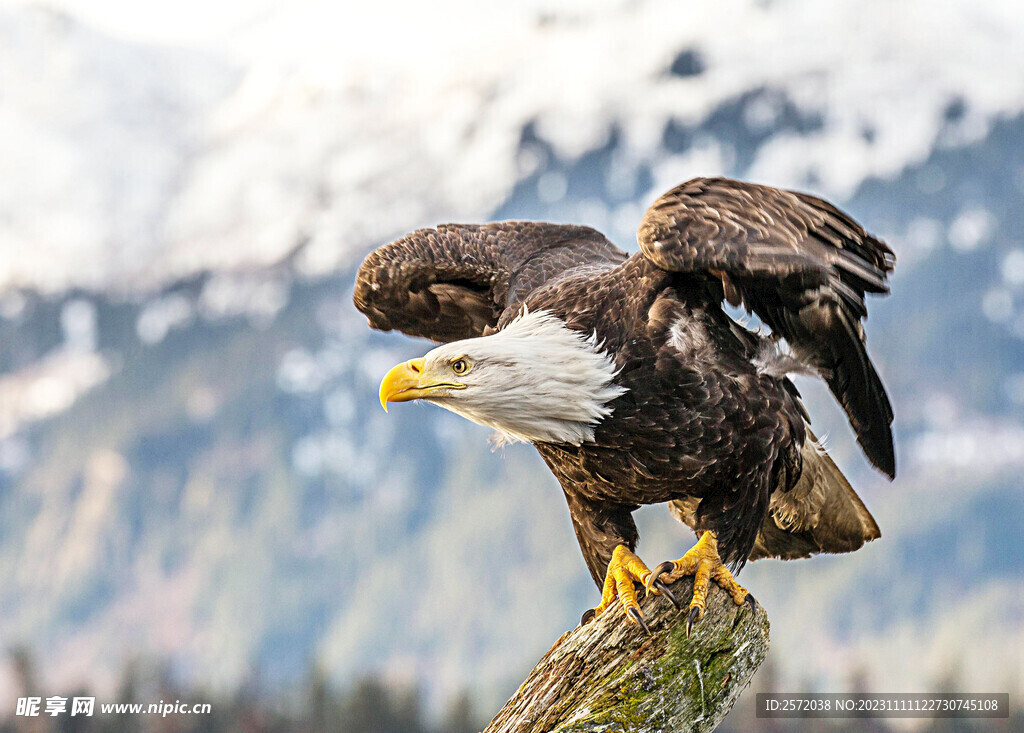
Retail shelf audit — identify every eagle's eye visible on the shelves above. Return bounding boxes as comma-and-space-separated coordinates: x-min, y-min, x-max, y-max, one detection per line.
451, 358, 469, 375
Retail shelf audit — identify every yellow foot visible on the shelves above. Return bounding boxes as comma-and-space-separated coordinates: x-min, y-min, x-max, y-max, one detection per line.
580, 545, 683, 635
581, 545, 652, 633
644, 531, 757, 636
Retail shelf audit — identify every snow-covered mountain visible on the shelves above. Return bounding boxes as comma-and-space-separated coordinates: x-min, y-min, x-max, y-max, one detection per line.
5, 0, 1024, 294
1, 0, 1023, 719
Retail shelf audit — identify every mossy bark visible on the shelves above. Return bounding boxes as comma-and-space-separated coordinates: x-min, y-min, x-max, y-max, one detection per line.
484, 577, 769, 733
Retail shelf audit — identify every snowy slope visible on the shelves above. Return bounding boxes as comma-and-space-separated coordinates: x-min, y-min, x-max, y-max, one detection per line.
2, 0, 1024, 294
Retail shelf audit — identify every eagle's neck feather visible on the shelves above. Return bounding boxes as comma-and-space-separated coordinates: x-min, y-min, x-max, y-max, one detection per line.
429, 309, 627, 446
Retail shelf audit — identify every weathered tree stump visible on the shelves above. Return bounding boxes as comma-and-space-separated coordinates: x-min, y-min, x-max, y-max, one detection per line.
485, 576, 769, 733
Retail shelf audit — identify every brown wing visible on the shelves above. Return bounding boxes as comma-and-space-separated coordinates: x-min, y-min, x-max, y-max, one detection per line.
354, 221, 627, 343
638, 177, 896, 478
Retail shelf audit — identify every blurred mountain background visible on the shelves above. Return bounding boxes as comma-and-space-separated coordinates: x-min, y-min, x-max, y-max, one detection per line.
0, 0, 1023, 729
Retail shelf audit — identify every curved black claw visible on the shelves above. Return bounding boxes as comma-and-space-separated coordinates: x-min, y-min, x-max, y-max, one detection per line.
580, 608, 597, 626
653, 579, 682, 610
685, 606, 701, 637
744, 592, 758, 613
647, 560, 676, 589
627, 607, 651, 636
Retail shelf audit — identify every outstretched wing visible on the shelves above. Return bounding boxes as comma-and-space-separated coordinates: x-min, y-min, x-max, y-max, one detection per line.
638, 177, 896, 478
354, 221, 627, 343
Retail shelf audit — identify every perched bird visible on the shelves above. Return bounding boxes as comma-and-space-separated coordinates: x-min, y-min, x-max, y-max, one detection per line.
354, 177, 894, 633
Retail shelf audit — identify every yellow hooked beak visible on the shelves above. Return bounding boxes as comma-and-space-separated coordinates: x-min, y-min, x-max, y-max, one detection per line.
378, 358, 465, 411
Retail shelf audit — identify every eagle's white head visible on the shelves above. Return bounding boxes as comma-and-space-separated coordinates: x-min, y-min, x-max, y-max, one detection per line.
378, 309, 626, 445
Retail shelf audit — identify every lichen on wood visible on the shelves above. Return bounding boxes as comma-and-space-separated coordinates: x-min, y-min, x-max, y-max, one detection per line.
484, 576, 770, 733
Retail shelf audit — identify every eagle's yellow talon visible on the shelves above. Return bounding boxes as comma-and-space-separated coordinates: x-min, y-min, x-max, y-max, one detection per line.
583, 544, 657, 631
651, 531, 753, 633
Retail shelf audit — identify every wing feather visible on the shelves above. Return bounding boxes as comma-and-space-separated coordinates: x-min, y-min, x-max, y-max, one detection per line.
354, 222, 627, 343
638, 177, 896, 477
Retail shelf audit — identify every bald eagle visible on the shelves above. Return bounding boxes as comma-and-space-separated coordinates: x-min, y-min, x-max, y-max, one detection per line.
354, 177, 894, 632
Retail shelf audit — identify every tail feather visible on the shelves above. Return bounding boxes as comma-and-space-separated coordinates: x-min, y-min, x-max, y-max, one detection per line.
750, 430, 880, 560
